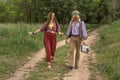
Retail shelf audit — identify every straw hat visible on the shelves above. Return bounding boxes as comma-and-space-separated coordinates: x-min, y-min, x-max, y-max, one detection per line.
71, 10, 80, 16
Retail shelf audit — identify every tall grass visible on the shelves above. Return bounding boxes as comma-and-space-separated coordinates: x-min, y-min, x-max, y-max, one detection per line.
0, 23, 44, 57
95, 19, 120, 80
0, 23, 65, 79
0, 23, 44, 79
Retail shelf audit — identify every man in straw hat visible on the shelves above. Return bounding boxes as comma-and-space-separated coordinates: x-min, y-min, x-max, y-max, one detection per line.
65, 10, 87, 70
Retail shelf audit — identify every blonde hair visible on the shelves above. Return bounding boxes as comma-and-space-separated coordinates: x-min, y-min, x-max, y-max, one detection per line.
71, 15, 80, 23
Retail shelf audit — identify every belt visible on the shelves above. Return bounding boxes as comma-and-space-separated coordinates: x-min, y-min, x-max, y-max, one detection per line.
71, 35, 80, 37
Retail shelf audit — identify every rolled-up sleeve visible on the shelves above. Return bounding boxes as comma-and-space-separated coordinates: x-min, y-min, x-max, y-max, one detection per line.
39, 22, 47, 32
81, 21, 87, 39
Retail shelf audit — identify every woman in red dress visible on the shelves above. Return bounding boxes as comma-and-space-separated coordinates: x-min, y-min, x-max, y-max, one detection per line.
29, 12, 63, 68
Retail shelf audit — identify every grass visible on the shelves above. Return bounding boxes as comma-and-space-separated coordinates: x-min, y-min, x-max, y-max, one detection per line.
0, 23, 65, 79
86, 24, 101, 33
26, 45, 69, 80
95, 19, 120, 80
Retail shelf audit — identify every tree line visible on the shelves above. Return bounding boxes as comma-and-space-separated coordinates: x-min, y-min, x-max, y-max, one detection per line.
0, 0, 119, 24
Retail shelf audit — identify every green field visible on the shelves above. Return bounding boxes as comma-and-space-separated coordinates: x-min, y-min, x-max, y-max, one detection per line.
95, 20, 120, 80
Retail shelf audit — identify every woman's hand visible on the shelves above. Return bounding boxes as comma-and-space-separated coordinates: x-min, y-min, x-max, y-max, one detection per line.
28, 32, 34, 35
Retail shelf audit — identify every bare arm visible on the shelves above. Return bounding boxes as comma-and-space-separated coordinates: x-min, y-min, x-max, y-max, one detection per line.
28, 29, 40, 35
28, 22, 47, 35
33, 29, 40, 34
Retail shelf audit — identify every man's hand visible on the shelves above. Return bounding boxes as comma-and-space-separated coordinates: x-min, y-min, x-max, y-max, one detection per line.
82, 40, 87, 45
65, 39, 68, 44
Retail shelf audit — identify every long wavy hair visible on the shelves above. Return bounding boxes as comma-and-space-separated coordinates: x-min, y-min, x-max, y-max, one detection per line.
45, 12, 59, 30
46, 12, 58, 25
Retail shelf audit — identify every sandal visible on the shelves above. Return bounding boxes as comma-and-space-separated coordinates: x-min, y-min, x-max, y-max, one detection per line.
47, 65, 51, 69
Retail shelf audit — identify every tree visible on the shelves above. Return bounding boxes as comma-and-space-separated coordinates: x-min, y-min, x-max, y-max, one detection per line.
0, 0, 119, 23
112, 0, 120, 21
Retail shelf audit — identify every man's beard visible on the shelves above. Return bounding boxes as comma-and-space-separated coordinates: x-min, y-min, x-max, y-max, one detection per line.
72, 16, 79, 22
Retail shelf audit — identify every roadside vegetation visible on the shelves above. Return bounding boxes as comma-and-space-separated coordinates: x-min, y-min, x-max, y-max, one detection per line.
95, 19, 120, 80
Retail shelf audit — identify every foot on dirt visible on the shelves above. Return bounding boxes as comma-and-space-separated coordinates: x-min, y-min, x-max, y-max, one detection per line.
65, 63, 73, 70
74, 66, 78, 69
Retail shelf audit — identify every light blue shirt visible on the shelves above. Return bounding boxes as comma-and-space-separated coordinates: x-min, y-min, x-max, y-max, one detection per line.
71, 22, 80, 35
66, 20, 87, 39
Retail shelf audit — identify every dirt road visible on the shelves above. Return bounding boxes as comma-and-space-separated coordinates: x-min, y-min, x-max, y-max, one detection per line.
7, 30, 99, 80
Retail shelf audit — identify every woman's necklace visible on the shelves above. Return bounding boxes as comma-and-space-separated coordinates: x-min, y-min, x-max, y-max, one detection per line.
49, 23, 53, 29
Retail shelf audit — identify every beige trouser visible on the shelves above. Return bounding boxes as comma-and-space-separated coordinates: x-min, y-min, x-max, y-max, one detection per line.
68, 36, 82, 67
